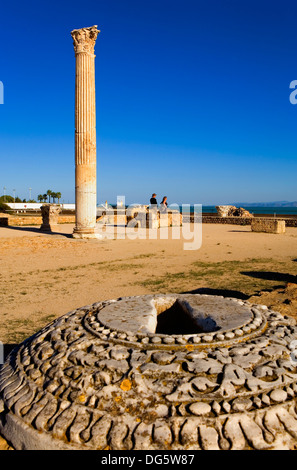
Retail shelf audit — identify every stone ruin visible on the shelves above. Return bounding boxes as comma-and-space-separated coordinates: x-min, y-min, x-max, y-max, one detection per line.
216, 205, 253, 218
40, 204, 61, 232
251, 218, 286, 234
127, 205, 182, 229
97, 205, 182, 229
1, 293, 297, 450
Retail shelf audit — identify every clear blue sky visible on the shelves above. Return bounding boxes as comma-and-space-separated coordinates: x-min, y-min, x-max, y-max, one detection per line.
1, 0, 297, 205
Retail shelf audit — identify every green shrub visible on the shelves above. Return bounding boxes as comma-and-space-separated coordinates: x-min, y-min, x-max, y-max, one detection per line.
0, 195, 14, 203
0, 202, 10, 212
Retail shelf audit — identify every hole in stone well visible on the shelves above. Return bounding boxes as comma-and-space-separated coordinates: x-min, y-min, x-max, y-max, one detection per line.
155, 299, 219, 335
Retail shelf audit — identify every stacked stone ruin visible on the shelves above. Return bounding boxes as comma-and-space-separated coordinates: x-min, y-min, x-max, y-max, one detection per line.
216, 205, 253, 218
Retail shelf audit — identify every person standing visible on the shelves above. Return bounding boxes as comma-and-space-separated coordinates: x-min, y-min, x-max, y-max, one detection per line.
160, 196, 168, 212
150, 193, 157, 206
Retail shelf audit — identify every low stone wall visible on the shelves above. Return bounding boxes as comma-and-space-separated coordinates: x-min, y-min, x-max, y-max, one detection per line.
200, 216, 297, 227
1, 213, 296, 229
10, 216, 42, 226
0, 215, 75, 226
99, 213, 127, 226
251, 218, 286, 234
58, 216, 75, 224
201, 216, 253, 225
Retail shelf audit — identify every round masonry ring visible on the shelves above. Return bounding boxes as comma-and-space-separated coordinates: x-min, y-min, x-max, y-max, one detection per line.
1, 293, 297, 450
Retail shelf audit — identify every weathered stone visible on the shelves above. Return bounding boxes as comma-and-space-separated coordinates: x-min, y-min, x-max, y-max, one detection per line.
216, 205, 253, 218
216, 205, 237, 217
251, 218, 286, 234
270, 389, 288, 403
189, 402, 212, 416
1, 293, 297, 450
231, 207, 253, 217
71, 26, 100, 239
40, 204, 61, 232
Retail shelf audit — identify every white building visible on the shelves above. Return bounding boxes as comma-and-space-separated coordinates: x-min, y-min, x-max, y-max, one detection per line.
5, 203, 75, 211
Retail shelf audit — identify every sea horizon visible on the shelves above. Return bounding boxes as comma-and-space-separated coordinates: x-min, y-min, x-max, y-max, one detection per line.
200, 205, 297, 215
101, 203, 297, 216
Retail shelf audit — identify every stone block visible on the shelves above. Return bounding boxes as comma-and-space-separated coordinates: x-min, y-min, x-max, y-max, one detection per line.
170, 210, 183, 226
40, 204, 62, 232
251, 218, 286, 234
0, 217, 9, 226
146, 209, 159, 229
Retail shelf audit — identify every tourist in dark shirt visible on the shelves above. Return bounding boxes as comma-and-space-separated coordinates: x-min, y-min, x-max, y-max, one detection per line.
150, 193, 157, 206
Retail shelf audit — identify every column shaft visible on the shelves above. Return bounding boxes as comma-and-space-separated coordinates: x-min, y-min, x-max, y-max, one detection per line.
71, 26, 99, 239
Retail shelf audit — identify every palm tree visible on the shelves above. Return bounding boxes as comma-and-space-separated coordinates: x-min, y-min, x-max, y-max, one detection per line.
51, 192, 57, 203
43, 194, 48, 202
56, 192, 62, 204
37, 194, 43, 203
47, 190, 52, 203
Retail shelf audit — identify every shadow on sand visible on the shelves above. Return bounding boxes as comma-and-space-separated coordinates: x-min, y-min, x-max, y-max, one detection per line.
181, 287, 249, 300
227, 229, 251, 233
2, 225, 73, 238
241, 271, 297, 284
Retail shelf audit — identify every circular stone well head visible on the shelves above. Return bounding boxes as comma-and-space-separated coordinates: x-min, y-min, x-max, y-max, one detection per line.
1, 293, 297, 450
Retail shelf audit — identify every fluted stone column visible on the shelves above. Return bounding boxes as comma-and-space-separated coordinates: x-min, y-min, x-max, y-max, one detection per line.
71, 25, 100, 239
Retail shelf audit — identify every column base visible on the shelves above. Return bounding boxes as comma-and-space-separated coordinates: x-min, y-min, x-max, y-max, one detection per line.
40, 224, 58, 232
73, 228, 102, 239
40, 225, 52, 232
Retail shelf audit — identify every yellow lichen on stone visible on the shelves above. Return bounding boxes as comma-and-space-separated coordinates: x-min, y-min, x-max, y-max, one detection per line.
120, 379, 132, 391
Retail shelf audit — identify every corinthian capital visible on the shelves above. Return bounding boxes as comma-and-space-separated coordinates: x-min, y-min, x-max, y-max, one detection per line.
71, 25, 100, 55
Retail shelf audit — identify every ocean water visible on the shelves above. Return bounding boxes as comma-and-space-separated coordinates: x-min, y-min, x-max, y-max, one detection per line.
200, 206, 297, 215
103, 204, 297, 216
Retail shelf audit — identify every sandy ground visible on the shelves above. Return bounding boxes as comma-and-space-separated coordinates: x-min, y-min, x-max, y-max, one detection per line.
0, 221, 297, 449
0, 222, 296, 344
